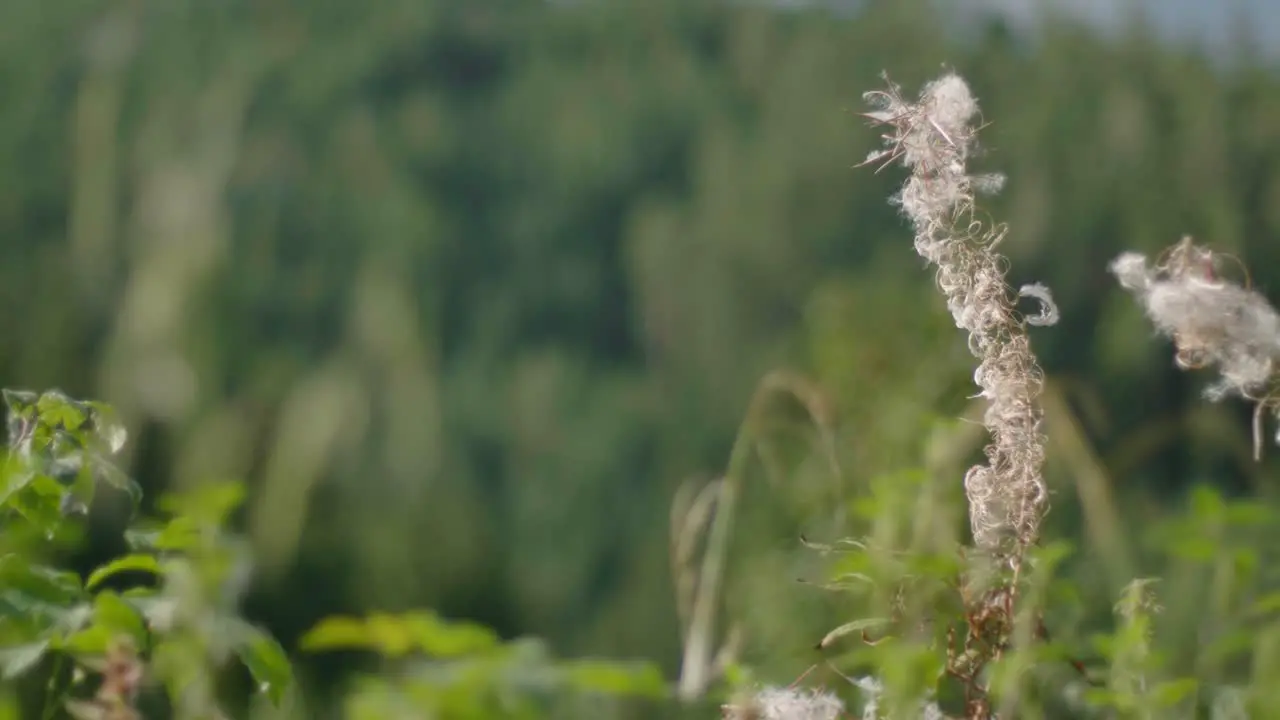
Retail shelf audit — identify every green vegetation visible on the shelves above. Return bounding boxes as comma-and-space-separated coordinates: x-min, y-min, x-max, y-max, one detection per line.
2, 0, 1280, 717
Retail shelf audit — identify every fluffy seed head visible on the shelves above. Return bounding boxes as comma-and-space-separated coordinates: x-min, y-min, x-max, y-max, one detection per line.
862, 71, 1056, 554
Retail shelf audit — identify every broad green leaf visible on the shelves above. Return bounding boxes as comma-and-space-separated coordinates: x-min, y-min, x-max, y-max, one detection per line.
0, 556, 83, 605
92, 591, 147, 646
63, 625, 112, 655
0, 640, 48, 679
65, 592, 147, 655
86, 555, 161, 591
228, 619, 293, 706
0, 466, 35, 508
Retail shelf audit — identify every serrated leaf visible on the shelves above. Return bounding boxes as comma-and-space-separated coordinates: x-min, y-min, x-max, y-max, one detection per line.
86, 555, 161, 591
36, 391, 87, 432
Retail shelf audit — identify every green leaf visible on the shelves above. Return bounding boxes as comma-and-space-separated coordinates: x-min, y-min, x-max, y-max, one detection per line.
125, 517, 200, 552
229, 619, 293, 706
558, 659, 666, 698
817, 617, 891, 650
64, 592, 148, 655
1153, 678, 1198, 707
93, 459, 142, 510
402, 612, 499, 658
0, 466, 35, 508
1189, 486, 1225, 524
158, 481, 244, 529
2, 390, 38, 414
1251, 592, 1280, 616
62, 462, 95, 517
85, 402, 128, 454
92, 591, 147, 646
0, 556, 84, 606
0, 640, 49, 679
36, 391, 87, 432
63, 624, 113, 655
301, 611, 499, 658
934, 670, 969, 717
9, 476, 73, 533
86, 555, 161, 591
3, 390, 38, 448
300, 616, 376, 652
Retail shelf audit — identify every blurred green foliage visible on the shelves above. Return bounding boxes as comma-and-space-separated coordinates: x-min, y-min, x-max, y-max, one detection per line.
301, 611, 665, 719
0, 389, 290, 719
1, 0, 1280, 717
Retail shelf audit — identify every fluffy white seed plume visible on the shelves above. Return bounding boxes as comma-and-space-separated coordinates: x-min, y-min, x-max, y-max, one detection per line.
721, 686, 844, 720
1109, 237, 1280, 457
862, 72, 1057, 554
852, 675, 945, 720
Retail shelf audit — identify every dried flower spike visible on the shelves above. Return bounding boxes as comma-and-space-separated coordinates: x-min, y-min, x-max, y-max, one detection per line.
862, 71, 1057, 556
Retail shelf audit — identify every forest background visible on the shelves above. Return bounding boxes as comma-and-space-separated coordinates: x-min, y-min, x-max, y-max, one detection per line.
4, 0, 1280, 716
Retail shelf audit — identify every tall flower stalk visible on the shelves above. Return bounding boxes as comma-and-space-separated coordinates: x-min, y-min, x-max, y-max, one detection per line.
861, 72, 1057, 562
858, 71, 1059, 717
